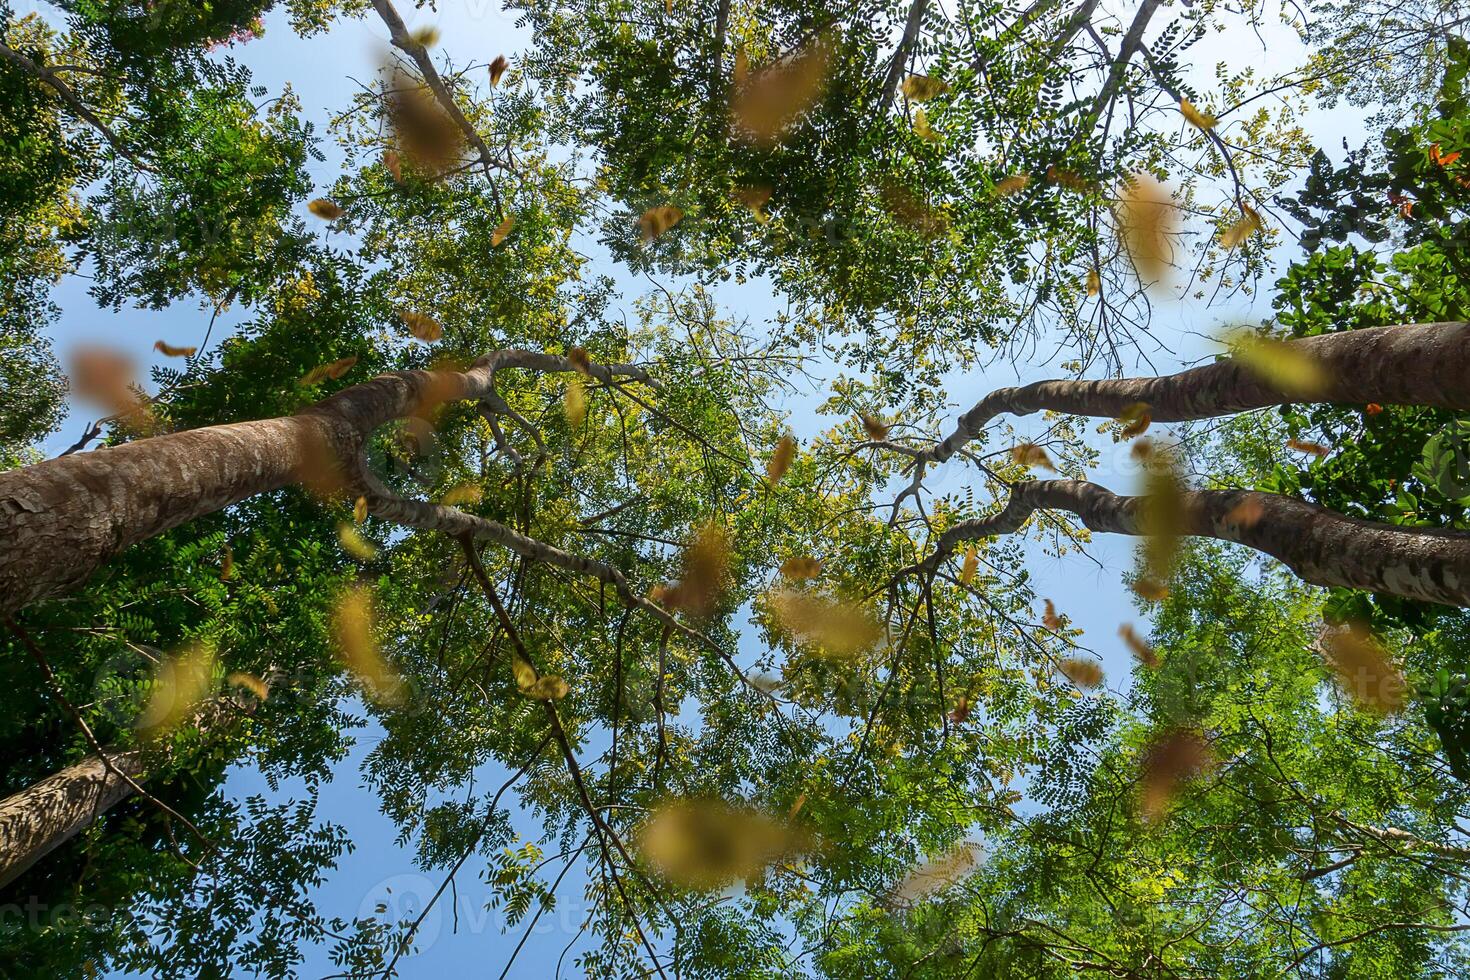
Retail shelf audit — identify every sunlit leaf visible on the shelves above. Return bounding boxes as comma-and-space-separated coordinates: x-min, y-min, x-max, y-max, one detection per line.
153, 340, 196, 358
400, 310, 444, 342
1179, 97, 1216, 131
960, 545, 978, 585
1059, 657, 1104, 688
308, 198, 344, 220
767, 434, 796, 483
564, 380, 587, 426
337, 522, 377, 560
491, 214, 515, 247
900, 74, 948, 103
332, 585, 403, 705
136, 642, 217, 733
638, 205, 684, 241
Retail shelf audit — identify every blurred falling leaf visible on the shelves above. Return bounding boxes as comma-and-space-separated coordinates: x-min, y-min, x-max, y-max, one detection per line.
299, 355, 358, 386
662, 522, 732, 617
1139, 729, 1212, 822
509, 652, 538, 692
1118, 401, 1151, 439
1138, 455, 1185, 582
353, 495, 368, 524
638, 799, 798, 890
731, 33, 834, 145
1320, 622, 1406, 713
733, 44, 748, 84
409, 24, 440, 47
385, 67, 464, 174
510, 652, 569, 700
383, 148, 403, 183
1287, 438, 1331, 458
491, 214, 515, 247
1011, 443, 1056, 472
400, 310, 443, 342
1059, 657, 1104, 689
860, 413, 889, 440
1085, 268, 1100, 297
1119, 623, 1158, 667
994, 174, 1030, 197
1116, 174, 1176, 286
960, 545, 978, 585
900, 74, 948, 102
489, 54, 509, 86
1132, 578, 1169, 602
948, 695, 971, 724
337, 522, 377, 560
1220, 203, 1264, 248
881, 182, 949, 237
913, 107, 937, 141
136, 642, 217, 733
441, 482, 483, 506
1366, 403, 1384, 416
219, 545, 234, 581
153, 340, 196, 358
564, 381, 587, 426
68, 345, 147, 422
567, 346, 592, 375
733, 185, 772, 221
1042, 599, 1062, 631
767, 434, 796, 483
639, 205, 684, 241
1228, 331, 1327, 397
308, 198, 344, 220
780, 557, 822, 581
227, 672, 269, 701
1223, 496, 1266, 527
1046, 165, 1095, 193
768, 589, 882, 660
1179, 97, 1216, 131
333, 585, 403, 705
890, 842, 983, 907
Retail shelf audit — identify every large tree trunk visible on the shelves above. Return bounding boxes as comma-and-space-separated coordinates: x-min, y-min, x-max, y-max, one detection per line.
919, 480, 1470, 607
927, 322, 1470, 464
0, 746, 149, 890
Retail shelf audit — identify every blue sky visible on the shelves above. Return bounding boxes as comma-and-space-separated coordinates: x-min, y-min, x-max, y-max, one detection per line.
13, 0, 1379, 974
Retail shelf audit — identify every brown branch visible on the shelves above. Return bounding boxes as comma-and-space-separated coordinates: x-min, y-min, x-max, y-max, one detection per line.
880, 0, 931, 110
0, 41, 152, 170
1084, 0, 1161, 126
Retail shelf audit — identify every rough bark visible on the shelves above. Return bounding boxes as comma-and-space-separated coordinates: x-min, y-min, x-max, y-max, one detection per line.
915, 480, 1470, 607
0, 350, 649, 617
926, 322, 1470, 464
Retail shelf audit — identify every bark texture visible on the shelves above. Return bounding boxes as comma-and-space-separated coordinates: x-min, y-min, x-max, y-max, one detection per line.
927, 322, 1470, 464
919, 480, 1470, 607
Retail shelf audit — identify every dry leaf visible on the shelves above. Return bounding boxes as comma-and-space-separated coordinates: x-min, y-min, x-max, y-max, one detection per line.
1042, 599, 1062, 631
1320, 622, 1406, 713
860, 413, 889, 440
409, 24, 440, 48
1119, 623, 1158, 667
136, 642, 217, 733
489, 54, 509, 87
1223, 496, 1266, 528
491, 214, 515, 247
1220, 203, 1264, 249
948, 695, 971, 724
385, 67, 464, 174
767, 434, 796, 483
994, 174, 1030, 197
1366, 403, 1384, 416
1118, 401, 1151, 439
913, 107, 937, 142
960, 545, 978, 585
383, 148, 402, 183
400, 310, 444, 342
337, 522, 377, 560
1011, 443, 1056, 472
441, 482, 483, 506
1059, 657, 1104, 689
1046, 165, 1095, 193
733, 45, 748, 84
153, 340, 196, 358
1132, 578, 1169, 602
68, 345, 149, 424
1287, 438, 1331, 458
663, 522, 732, 617
1179, 97, 1216, 132
768, 589, 883, 660
1139, 461, 1185, 582
353, 495, 368, 524
1085, 268, 1100, 297
308, 198, 344, 220
780, 557, 822, 581
300, 355, 358, 386
1117, 174, 1176, 286
730, 34, 834, 145
639, 799, 797, 890
890, 842, 983, 907
564, 381, 587, 426
1139, 729, 1211, 822
1228, 331, 1327, 397
732, 185, 773, 219
227, 672, 269, 700
881, 182, 949, 237
901, 74, 948, 102
219, 545, 234, 581
567, 346, 592, 375
639, 205, 684, 241
332, 584, 403, 704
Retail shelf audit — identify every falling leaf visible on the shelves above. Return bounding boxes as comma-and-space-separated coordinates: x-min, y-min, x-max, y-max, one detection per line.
1430, 143, 1461, 167
491, 214, 515, 247
337, 522, 377, 560
1287, 438, 1331, 458
662, 522, 733, 617
732, 185, 772, 220
385, 67, 464, 175
768, 589, 883, 660
308, 198, 344, 220
890, 842, 983, 907
1046, 165, 1095, 193
948, 695, 971, 724
730, 33, 834, 145
1059, 657, 1104, 689
1042, 599, 1062, 631
1178, 97, 1216, 131
1139, 458, 1185, 581
639, 799, 798, 890
994, 174, 1030, 197
300, 355, 358, 386
1085, 268, 1100, 297
354, 496, 368, 524
860, 413, 889, 440
228, 672, 269, 700
526, 674, 571, 700
780, 557, 822, 581
1119, 402, 1151, 439
509, 651, 538, 692
489, 54, 509, 87
441, 482, 483, 506
1119, 623, 1158, 667
68, 345, 144, 418
219, 545, 234, 581
1223, 496, 1266, 528
1320, 622, 1406, 713
136, 642, 217, 733
332, 585, 403, 704
567, 346, 592, 375
383, 148, 403, 183
1220, 203, 1264, 248
563, 381, 587, 427
400, 311, 444, 342
1228, 331, 1327, 397
639, 205, 684, 241
787, 793, 807, 818
881, 182, 949, 237
1116, 174, 1176, 286
1132, 578, 1169, 602
960, 545, 978, 585
153, 340, 196, 358
1011, 443, 1056, 472
733, 44, 748, 84
900, 73, 948, 102
1366, 403, 1384, 416
409, 24, 440, 48
767, 434, 796, 483
1138, 729, 1212, 822
912, 107, 937, 142
751, 673, 784, 693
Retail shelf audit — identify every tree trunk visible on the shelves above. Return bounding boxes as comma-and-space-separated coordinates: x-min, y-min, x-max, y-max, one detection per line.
928, 322, 1470, 464
920, 480, 1470, 607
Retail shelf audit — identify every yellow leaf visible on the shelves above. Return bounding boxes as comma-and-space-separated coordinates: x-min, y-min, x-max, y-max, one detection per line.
1139, 729, 1211, 822
228, 672, 269, 701
441, 482, 483, 506
219, 545, 234, 581
732, 185, 773, 221
567, 346, 593, 375
1320, 622, 1406, 713
400, 310, 443, 342
1118, 401, 1151, 439
1179, 97, 1216, 132
733, 45, 748, 84
730, 34, 834, 145
1085, 268, 1100, 297
1287, 437, 1331, 458
780, 557, 822, 581
137, 642, 217, 733
1220, 204, 1264, 248
353, 495, 368, 524
860, 413, 889, 440
1132, 578, 1169, 602
489, 55, 509, 87
564, 381, 587, 426
1116, 174, 1176, 286
890, 842, 983, 906
409, 25, 440, 48
767, 434, 796, 483
913, 107, 937, 142
900, 74, 948, 103
960, 545, 978, 585
308, 198, 344, 220
994, 174, 1030, 197
153, 340, 196, 358
1228, 331, 1328, 397
510, 652, 539, 692
491, 214, 515, 247
639, 205, 684, 241
332, 585, 403, 704
1010, 443, 1056, 472
525, 674, 571, 700
337, 522, 377, 560
1223, 496, 1266, 528
300, 355, 358, 386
